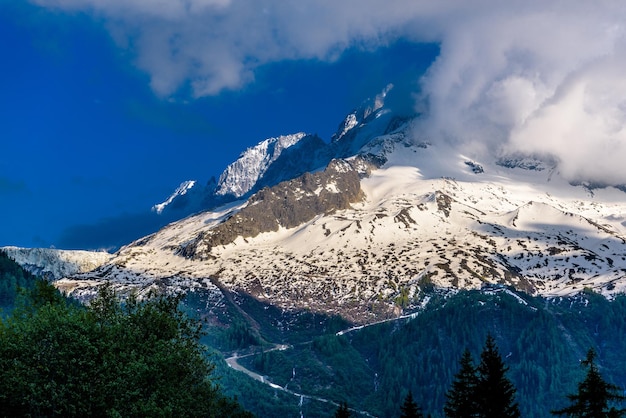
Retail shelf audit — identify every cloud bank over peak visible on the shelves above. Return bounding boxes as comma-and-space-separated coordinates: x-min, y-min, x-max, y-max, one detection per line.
32, 0, 626, 185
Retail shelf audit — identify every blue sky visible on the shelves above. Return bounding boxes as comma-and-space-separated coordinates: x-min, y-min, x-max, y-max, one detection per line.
3, 1, 625, 251
0, 2, 437, 250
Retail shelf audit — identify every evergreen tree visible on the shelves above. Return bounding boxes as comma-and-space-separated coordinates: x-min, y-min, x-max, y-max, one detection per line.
401, 391, 424, 418
444, 349, 478, 418
334, 401, 352, 418
475, 334, 520, 418
0, 250, 38, 308
552, 348, 626, 417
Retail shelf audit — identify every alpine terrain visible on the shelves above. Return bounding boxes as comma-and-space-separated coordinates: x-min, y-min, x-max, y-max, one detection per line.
40, 84, 626, 324
6, 85, 626, 417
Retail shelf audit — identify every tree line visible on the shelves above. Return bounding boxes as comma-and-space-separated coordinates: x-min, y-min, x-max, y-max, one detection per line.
3, 248, 626, 418
0, 249, 38, 309
334, 333, 625, 418
0, 278, 252, 417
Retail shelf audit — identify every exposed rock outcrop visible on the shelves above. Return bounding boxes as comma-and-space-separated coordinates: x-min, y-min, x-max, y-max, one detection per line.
178, 158, 375, 260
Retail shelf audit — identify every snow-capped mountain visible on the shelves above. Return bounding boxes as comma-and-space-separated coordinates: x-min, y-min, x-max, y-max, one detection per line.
153, 133, 331, 218
152, 180, 197, 214
52, 88, 626, 323
331, 83, 392, 143
153, 84, 394, 219
215, 133, 308, 198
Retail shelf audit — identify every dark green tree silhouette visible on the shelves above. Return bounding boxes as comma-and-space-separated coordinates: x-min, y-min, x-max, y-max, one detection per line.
444, 349, 479, 418
0, 281, 251, 417
334, 401, 352, 418
0, 250, 39, 308
552, 348, 626, 417
475, 334, 520, 418
401, 391, 424, 418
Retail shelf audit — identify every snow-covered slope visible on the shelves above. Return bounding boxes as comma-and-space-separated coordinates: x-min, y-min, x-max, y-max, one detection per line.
54, 116, 626, 323
1, 246, 113, 281
18, 85, 619, 323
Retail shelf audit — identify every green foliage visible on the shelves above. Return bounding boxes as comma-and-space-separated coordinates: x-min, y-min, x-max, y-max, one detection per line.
475, 334, 520, 418
334, 402, 352, 418
444, 349, 478, 418
231, 289, 626, 417
0, 250, 39, 310
241, 332, 374, 412
444, 336, 519, 418
209, 354, 303, 417
552, 348, 626, 417
395, 286, 411, 309
0, 282, 252, 417
401, 392, 424, 418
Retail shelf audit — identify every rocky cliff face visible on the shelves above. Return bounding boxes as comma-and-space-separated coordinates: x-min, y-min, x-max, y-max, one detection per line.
152, 86, 399, 221
177, 158, 374, 260
215, 133, 309, 198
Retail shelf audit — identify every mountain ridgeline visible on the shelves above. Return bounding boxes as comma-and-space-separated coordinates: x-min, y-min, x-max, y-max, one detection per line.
4, 85, 626, 417
49, 83, 626, 322
177, 158, 373, 260
152, 85, 397, 219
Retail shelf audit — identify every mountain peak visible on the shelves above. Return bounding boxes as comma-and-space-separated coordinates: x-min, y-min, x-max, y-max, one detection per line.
331, 83, 393, 143
152, 180, 197, 214
151, 85, 400, 221
214, 132, 308, 198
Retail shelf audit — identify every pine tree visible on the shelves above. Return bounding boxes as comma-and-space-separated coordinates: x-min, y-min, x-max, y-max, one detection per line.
444, 349, 479, 418
475, 334, 520, 418
552, 348, 626, 417
334, 401, 352, 418
401, 391, 424, 418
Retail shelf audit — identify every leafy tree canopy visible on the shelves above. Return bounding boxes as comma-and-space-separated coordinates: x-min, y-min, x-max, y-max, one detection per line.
0, 281, 252, 418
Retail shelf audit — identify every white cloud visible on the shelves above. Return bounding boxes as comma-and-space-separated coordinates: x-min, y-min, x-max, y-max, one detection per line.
31, 0, 626, 184
509, 52, 626, 184
32, 0, 432, 96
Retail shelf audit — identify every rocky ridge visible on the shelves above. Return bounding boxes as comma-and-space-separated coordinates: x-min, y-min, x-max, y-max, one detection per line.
152, 85, 396, 219
177, 158, 373, 260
